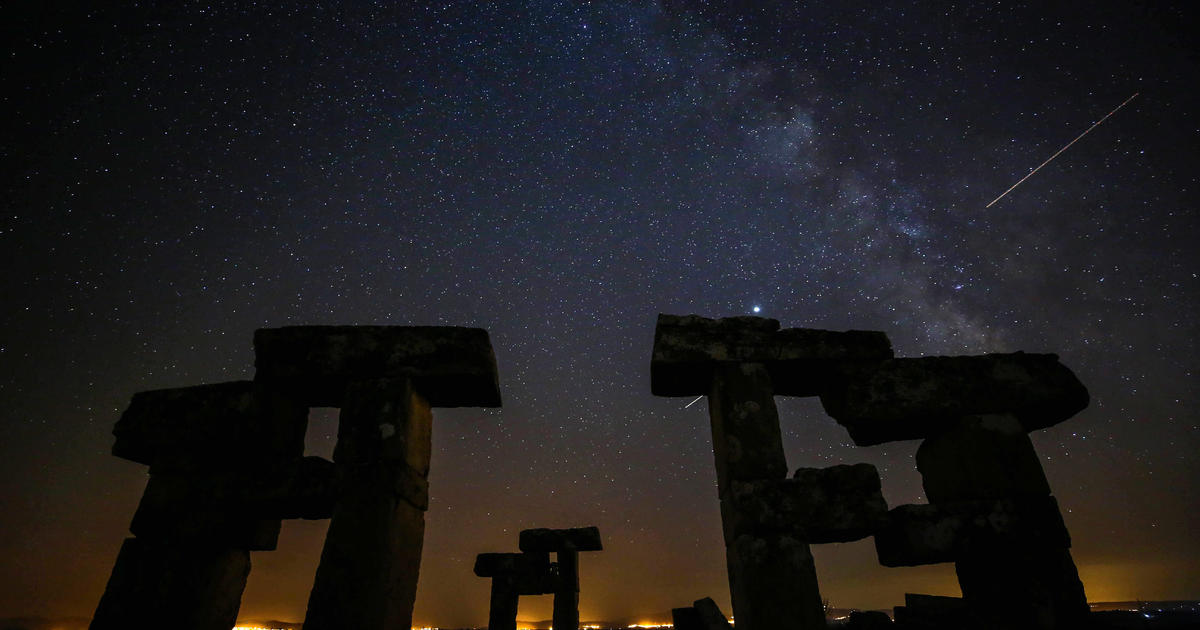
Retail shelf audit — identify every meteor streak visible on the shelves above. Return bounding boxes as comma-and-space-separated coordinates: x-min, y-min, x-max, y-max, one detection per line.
684, 395, 703, 408
986, 93, 1138, 208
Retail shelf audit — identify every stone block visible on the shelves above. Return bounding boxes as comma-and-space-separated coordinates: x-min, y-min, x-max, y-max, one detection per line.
253, 325, 501, 407
333, 377, 433, 474
693, 597, 733, 629
916, 414, 1051, 503
672, 606, 703, 630
519, 526, 603, 552
726, 533, 826, 630
473, 552, 555, 595
129, 470, 283, 551
651, 313, 893, 396
955, 546, 1090, 629
819, 353, 1089, 445
113, 381, 307, 469
708, 362, 789, 488
89, 537, 250, 630
874, 497, 1071, 567
724, 464, 887, 543
258, 456, 337, 520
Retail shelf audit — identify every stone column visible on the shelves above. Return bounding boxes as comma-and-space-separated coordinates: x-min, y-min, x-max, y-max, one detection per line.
91, 381, 309, 630
304, 377, 432, 630
709, 362, 825, 630
90, 538, 250, 630
553, 549, 580, 630
918, 414, 1089, 629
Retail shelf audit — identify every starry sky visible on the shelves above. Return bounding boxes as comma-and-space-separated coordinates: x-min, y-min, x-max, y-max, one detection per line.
2, 1, 1197, 626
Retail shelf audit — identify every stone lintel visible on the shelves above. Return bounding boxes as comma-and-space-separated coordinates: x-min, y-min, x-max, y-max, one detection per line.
113, 381, 307, 468
916, 414, 1051, 503
253, 325, 502, 408
473, 552, 556, 595
724, 464, 887, 544
874, 497, 1071, 567
650, 313, 893, 397
519, 526, 603, 552
820, 353, 1089, 446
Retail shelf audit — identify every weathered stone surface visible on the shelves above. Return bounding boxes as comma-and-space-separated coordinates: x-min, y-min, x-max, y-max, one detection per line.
726, 534, 826, 630
693, 597, 733, 629
518, 526, 603, 552
303, 379, 433, 630
724, 464, 888, 543
709, 362, 788, 488
874, 497, 1070, 567
651, 313, 893, 396
254, 325, 501, 407
89, 537, 249, 630
819, 353, 1089, 445
113, 381, 307, 468
916, 414, 1051, 503
955, 546, 1090, 630
473, 552, 555, 594
333, 377, 433, 472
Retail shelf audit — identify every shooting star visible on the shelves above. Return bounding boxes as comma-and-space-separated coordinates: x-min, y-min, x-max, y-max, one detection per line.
986, 93, 1138, 208
684, 395, 704, 409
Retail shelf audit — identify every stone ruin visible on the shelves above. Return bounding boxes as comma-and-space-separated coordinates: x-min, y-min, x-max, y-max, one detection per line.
473, 526, 603, 630
651, 313, 1092, 630
672, 596, 733, 630
89, 325, 502, 630
88, 315, 1095, 630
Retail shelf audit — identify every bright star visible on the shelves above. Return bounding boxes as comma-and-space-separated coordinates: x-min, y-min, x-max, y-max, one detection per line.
752, 306, 761, 313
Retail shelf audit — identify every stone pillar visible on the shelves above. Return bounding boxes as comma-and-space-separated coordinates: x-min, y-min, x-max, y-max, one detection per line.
304, 377, 432, 630
486, 574, 520, 630
918, 414, 1089, 629
474, 551, 555, 630
553, 548, 580, 630
92, 381, 309, 630
90, 538, 250, 630
709, 362, 825, 630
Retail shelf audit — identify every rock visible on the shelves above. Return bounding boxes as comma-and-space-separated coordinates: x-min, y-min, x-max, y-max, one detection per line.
693, 597, 733, 629
916, 414, 1051, 503
708, 362, 789, 488
253, 325, 502, 407
724, 464, 888, 543
819, 353, 1089, 445
955, 546, 1090, 629
651, 313, 893, 397
113, 381, 307, 469
671, 606, 703, 630
874, 497, 1071, 567
725, 533, 826, 630
518, 526, 603, 552
88, 537, 250, 630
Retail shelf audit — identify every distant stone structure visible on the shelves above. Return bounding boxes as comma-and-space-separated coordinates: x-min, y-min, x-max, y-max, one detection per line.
651, 314, 1092, 630
90, 326, 501, 630
672, 596, 733, 630
474, 526, 603, 630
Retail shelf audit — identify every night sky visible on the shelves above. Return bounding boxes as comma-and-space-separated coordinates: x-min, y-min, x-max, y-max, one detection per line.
2, 1, 1197, 626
